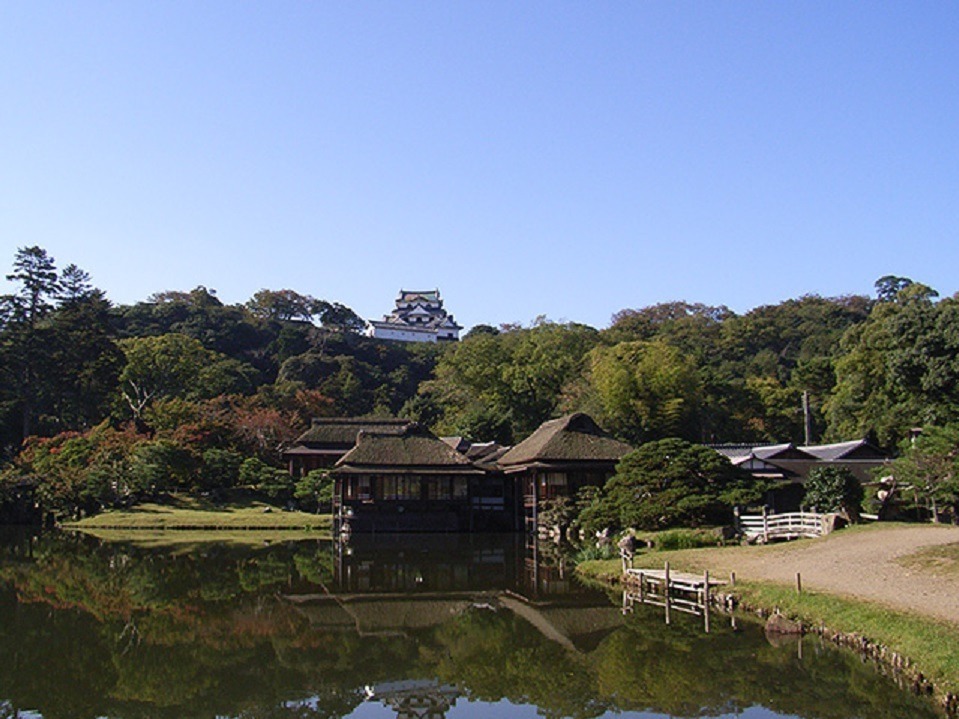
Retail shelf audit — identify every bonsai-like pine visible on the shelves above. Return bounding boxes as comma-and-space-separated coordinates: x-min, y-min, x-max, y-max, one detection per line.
578, 438, 759, 533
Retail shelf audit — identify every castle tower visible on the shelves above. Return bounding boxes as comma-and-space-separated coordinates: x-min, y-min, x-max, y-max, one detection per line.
367, 289, 462, 343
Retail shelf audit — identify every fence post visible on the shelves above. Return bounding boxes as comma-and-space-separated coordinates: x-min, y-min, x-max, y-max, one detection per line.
762, 506, 769, 544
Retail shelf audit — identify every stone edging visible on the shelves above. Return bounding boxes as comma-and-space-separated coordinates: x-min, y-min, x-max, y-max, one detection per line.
711, 590, 958, 718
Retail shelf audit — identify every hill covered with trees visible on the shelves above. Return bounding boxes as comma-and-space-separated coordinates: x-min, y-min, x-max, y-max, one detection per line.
2, 245, 957, 519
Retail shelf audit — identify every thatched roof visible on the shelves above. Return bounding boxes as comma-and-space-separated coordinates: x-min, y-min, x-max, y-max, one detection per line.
292, 417, 410, 448
335, 424, 481, 473
498, 413, 632, 468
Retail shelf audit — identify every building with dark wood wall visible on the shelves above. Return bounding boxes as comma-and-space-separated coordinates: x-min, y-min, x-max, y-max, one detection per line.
497, 413, 633, 534
284, 417, 411, 475
331, 423, 520, 532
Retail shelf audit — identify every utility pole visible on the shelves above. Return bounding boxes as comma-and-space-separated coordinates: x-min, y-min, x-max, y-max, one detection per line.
802, 391, 813, 446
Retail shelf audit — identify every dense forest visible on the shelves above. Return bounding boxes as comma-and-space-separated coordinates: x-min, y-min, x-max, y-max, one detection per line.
2, 245, 958, 519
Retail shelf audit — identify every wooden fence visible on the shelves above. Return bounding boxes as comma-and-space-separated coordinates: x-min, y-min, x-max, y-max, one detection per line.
736, 509, 824, 543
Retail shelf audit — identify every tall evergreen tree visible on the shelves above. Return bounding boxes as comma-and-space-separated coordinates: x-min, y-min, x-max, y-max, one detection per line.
0, 247, 61, 439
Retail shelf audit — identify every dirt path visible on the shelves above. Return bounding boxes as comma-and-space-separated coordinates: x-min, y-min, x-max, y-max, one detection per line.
681, 524, 959, 625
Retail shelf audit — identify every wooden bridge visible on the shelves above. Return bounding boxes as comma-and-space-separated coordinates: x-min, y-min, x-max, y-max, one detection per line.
736, 509, 824, 543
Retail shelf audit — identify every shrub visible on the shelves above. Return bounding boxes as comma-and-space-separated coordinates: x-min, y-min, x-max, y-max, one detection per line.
200, 448, 243, 492
294, 469, 333, 513
239, 457, 294, 503
573, 543, 619, 563
650, 528, 723, 551
804, 465, 863, 521
129, 440, 196, 495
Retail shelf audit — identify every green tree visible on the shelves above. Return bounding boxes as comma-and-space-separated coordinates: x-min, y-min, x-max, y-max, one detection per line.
803, 465, 863, 521
128, 440, 197, 495
0, 246, 61, 439
315, 301, 366, 333
246, 289, 325, 323
199, 448, 244, 492
239, 457, 293, 502
294, 469, 333, 512
45, 284, 124, 434
874, 275, 915, 303
425, 320, 598, 441
118, 333, 255, 421
826, 283, 959, 446
585, 340, 701, 443
889, 425, 959, 522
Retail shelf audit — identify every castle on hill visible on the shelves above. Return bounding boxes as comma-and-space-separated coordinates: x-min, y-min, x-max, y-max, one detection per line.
367, 289, 462, 343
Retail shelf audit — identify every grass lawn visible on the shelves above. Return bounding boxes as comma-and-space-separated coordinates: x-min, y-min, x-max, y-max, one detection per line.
61, 495, 332, 533
898, 542, 959, 577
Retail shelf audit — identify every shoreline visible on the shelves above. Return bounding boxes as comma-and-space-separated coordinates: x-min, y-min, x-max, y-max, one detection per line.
576, 530, 959, 717
56, 500, 333, 533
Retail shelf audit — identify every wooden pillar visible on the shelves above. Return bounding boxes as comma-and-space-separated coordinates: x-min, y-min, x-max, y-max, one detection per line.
703, 569, 711, 634
762, 506, 769, 544
531, 471, 539, 534
664, 561, 671, 625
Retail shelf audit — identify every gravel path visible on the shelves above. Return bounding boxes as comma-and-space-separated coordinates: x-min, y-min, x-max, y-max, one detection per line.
688, 524, 959, 625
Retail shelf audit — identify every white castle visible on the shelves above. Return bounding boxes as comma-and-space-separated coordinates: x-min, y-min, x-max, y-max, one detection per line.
366, 289, 462, 343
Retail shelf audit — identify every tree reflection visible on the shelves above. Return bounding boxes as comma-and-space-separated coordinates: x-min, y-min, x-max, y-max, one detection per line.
0, 533, 942, 719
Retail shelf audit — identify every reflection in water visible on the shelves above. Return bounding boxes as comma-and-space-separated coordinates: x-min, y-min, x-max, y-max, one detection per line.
0, 529, 942, 719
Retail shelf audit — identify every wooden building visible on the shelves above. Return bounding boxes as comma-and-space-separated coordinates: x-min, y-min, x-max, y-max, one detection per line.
497, 413, 633, 534
323, 412, 633, 533
799, 439, 890, 483
711, 439, 890, 512
284, 417, 410, 476
331, 423, 520, 532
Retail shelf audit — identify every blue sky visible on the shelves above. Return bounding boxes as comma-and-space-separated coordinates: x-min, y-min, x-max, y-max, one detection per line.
1, 2, 956, 330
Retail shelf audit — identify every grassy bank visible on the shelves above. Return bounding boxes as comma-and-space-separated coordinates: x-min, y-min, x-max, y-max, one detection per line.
577, 542, 959, 699
73, 528, 331, 549
62, 496, 332, 534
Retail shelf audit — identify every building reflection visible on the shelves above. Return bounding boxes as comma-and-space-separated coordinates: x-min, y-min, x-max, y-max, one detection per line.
364, 680, 459, 719
332, 532, 527, 595
331, 532, 591, 602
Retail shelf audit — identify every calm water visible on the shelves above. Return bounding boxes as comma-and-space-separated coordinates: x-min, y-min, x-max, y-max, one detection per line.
0, 529, 941, 719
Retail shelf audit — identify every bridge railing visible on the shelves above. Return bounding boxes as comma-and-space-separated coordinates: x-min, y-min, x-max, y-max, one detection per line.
736, 509, 824, 542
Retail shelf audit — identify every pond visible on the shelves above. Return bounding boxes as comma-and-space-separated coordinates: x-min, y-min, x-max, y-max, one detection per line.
0, 529, 941, 719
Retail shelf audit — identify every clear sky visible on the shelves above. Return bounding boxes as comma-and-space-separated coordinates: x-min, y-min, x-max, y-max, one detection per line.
1, 2, 956, 330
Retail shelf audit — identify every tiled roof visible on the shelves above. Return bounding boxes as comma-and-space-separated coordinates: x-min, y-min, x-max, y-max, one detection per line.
799, 439, 886, 461
709, 443, 816, 461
